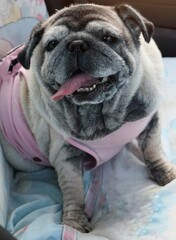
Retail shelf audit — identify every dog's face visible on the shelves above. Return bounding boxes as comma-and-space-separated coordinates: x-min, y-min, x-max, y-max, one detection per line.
18, 4, 154, 105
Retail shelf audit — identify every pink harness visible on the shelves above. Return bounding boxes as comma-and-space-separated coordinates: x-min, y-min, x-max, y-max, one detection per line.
0, 46, 49, 165
0, 46, 153, 170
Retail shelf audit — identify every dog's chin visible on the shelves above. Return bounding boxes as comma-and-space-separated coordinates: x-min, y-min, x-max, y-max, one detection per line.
68, 74, 125, 105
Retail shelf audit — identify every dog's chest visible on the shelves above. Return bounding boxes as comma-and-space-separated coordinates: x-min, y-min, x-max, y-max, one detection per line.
65, 104, 115, 139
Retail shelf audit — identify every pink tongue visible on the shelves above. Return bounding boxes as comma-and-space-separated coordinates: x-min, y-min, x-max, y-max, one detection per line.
51, 73, 99, 101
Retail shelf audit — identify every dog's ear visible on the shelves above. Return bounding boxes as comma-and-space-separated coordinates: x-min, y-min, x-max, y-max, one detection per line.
115, 4, 154, 43
17, 22, 44, 69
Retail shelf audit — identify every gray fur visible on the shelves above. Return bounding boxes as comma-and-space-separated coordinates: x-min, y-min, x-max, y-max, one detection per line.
1, 3, 176, 232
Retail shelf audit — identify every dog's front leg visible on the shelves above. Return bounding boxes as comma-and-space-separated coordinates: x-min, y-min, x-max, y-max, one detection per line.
52, 143, 91, 233
138, 112, 176, 186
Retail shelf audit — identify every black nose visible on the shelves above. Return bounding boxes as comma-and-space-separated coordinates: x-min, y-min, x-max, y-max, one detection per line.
67, 40, 88, 52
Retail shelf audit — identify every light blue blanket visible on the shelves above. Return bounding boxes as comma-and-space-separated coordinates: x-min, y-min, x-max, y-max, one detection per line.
0, 58, 176, 240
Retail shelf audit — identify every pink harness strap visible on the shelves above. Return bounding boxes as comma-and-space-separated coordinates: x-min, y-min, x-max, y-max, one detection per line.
0, 46, 49, 166
66, 113, 153, 169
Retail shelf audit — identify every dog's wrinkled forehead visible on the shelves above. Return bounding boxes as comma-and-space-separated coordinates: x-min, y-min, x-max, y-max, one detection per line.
17, 3, 154, 70
46, 4, 123, 31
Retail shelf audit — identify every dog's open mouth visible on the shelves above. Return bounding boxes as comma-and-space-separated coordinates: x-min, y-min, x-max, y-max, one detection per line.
51, 72, 114, 101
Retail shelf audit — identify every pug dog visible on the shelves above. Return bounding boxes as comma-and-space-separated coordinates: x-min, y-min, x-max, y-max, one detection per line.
0, 3, 176, 233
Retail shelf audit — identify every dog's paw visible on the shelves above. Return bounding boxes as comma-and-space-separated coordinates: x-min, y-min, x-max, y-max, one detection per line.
149, 165, 176, 186
63, 211, 91, 233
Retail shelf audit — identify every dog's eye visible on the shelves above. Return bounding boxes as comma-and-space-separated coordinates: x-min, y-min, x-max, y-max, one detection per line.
102, 35, 117, 44
45, 40, 59, 51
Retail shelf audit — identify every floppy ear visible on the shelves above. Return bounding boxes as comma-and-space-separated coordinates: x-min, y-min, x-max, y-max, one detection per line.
17, 22, 44, 69
115, 4, 154, 43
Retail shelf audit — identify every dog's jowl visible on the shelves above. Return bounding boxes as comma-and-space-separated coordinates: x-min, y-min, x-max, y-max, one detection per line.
0, 3, 176, 232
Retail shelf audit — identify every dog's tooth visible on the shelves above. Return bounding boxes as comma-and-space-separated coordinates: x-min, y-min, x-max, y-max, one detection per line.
77, 84, 97, 93
101, 77, 108, 83
78, 88, 84, 92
